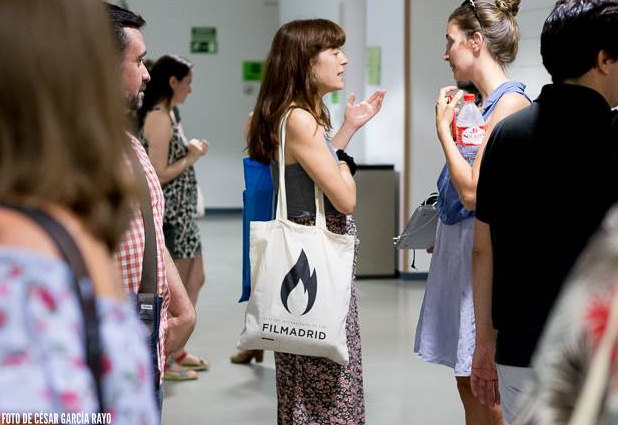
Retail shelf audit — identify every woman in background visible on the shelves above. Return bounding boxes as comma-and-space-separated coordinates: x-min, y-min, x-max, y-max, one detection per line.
414, 1, 530, 423
138, 55, 210, 380
0, 0, 157, 422
247, 18, 385, 424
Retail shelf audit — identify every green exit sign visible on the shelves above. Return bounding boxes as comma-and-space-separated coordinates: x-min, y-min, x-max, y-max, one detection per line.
243, 61, 264, 81
191, 27, 217, 54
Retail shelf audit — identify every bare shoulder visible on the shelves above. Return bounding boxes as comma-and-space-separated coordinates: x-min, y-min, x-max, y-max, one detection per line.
144, 109, 173, 137
486, 92, 531, 128
0, 207, 125, 301
495, 92, 531, 113
0, 209, 59, 258
286, 108, 322, 144
145, 107, 170, 123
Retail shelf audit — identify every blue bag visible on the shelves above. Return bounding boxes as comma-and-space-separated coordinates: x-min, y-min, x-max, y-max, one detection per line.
239, 158, 274, 302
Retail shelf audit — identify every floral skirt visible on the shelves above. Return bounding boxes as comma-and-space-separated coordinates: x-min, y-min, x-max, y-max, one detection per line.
275, 214, 365, 425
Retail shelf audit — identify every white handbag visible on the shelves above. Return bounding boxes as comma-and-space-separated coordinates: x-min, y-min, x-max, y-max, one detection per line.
393, 192, 438, 250
236, 110, 355, 365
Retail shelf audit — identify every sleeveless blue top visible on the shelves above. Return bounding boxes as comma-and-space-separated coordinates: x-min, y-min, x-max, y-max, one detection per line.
436, 81, 530, 225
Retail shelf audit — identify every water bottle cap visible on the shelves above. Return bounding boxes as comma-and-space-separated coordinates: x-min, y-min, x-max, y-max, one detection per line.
463, 93, 476, 102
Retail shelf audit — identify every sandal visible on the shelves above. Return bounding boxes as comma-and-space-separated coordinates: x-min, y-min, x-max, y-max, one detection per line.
174, 350, 211, 371
164, 358, 198, 381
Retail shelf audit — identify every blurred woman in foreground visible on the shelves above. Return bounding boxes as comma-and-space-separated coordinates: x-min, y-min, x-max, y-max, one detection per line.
0, 0, 158, 421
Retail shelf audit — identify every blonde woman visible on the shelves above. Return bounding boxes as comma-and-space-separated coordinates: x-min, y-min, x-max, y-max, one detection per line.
414, 1, 530, 423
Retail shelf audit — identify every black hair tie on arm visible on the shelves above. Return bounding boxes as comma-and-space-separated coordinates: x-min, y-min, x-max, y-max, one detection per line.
336, 149, 357, 176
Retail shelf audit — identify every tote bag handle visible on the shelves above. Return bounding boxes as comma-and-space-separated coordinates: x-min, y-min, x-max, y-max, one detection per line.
569, 289, 618, 424
275, 109, 327, 230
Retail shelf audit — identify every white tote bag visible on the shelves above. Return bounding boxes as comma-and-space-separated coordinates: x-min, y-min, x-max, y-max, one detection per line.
236, 110, 354, 365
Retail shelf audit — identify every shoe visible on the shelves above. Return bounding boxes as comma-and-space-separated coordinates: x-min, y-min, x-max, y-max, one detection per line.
174, 350, 210, 371
230, 349, 264, 364
164, 359, 198, 381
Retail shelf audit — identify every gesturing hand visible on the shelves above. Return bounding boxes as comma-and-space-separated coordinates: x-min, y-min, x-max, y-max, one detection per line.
344, 89, 386, 130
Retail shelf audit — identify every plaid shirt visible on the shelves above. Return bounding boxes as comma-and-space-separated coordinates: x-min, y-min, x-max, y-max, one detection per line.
114, 135, 170, 382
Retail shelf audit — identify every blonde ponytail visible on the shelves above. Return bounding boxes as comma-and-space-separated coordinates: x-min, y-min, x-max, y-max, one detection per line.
495, 0, 520, 17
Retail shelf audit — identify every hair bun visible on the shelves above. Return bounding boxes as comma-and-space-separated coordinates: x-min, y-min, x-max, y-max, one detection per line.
495, 0, 520, 17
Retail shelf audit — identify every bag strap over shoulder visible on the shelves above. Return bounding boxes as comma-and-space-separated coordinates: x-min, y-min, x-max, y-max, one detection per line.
0, 202, 105, 413
126, 145, 158, 295
137, 175, 158, 296
276, 109, 327, 229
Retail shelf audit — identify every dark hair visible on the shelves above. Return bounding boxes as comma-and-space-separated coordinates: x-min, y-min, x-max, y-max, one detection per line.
449, 0, 521, 66
541, 0, 618, 82
143, 58, 155, 72
106, 3, 146, 53
0, 0, 140, 250
137, 55, 193, 129
457, 80, 482, 106
248, 19, 345, 164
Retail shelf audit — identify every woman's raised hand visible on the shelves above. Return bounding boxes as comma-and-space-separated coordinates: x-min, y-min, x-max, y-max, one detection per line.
435, 86, 462, 138
344, 89, 386, 130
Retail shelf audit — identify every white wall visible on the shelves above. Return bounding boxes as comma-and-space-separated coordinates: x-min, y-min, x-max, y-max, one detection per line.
405, 0, 554, 273
364, 0, 404, 171
364, 0, 406, 272
279, 0, 339, 22
509, 2, 555, 99
121, 0, 279, 208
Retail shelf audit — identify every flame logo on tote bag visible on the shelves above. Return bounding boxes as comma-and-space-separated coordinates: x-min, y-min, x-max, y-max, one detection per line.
280, 249, 317, 315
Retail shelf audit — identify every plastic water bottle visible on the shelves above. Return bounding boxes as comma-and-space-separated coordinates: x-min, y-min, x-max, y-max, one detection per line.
455, 93, 486, 146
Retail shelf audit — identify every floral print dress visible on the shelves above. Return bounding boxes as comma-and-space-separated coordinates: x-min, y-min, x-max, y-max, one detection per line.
0, 249, 158, 424
275, 214, 365, 425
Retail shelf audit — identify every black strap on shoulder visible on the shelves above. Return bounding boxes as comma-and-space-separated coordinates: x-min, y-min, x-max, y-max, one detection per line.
138, 182, 158, 295
0, 203, 105, 413
126, 144, 158, 295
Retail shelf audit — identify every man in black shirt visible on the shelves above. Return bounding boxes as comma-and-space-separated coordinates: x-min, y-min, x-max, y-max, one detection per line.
470, 0, 618, 422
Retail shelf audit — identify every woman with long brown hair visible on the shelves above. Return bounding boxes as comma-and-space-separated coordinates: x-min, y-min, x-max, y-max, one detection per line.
247, 19, 385, 424
0, 0, 157, 421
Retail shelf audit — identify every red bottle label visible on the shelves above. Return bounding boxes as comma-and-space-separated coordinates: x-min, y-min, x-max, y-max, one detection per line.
456, 125, 486, 146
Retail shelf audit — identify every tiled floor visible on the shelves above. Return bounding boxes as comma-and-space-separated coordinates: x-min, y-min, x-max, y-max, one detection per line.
162, 214, 464, 424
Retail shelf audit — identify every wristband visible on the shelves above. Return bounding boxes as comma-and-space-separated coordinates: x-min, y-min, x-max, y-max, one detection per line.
335, 149, 357, 176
